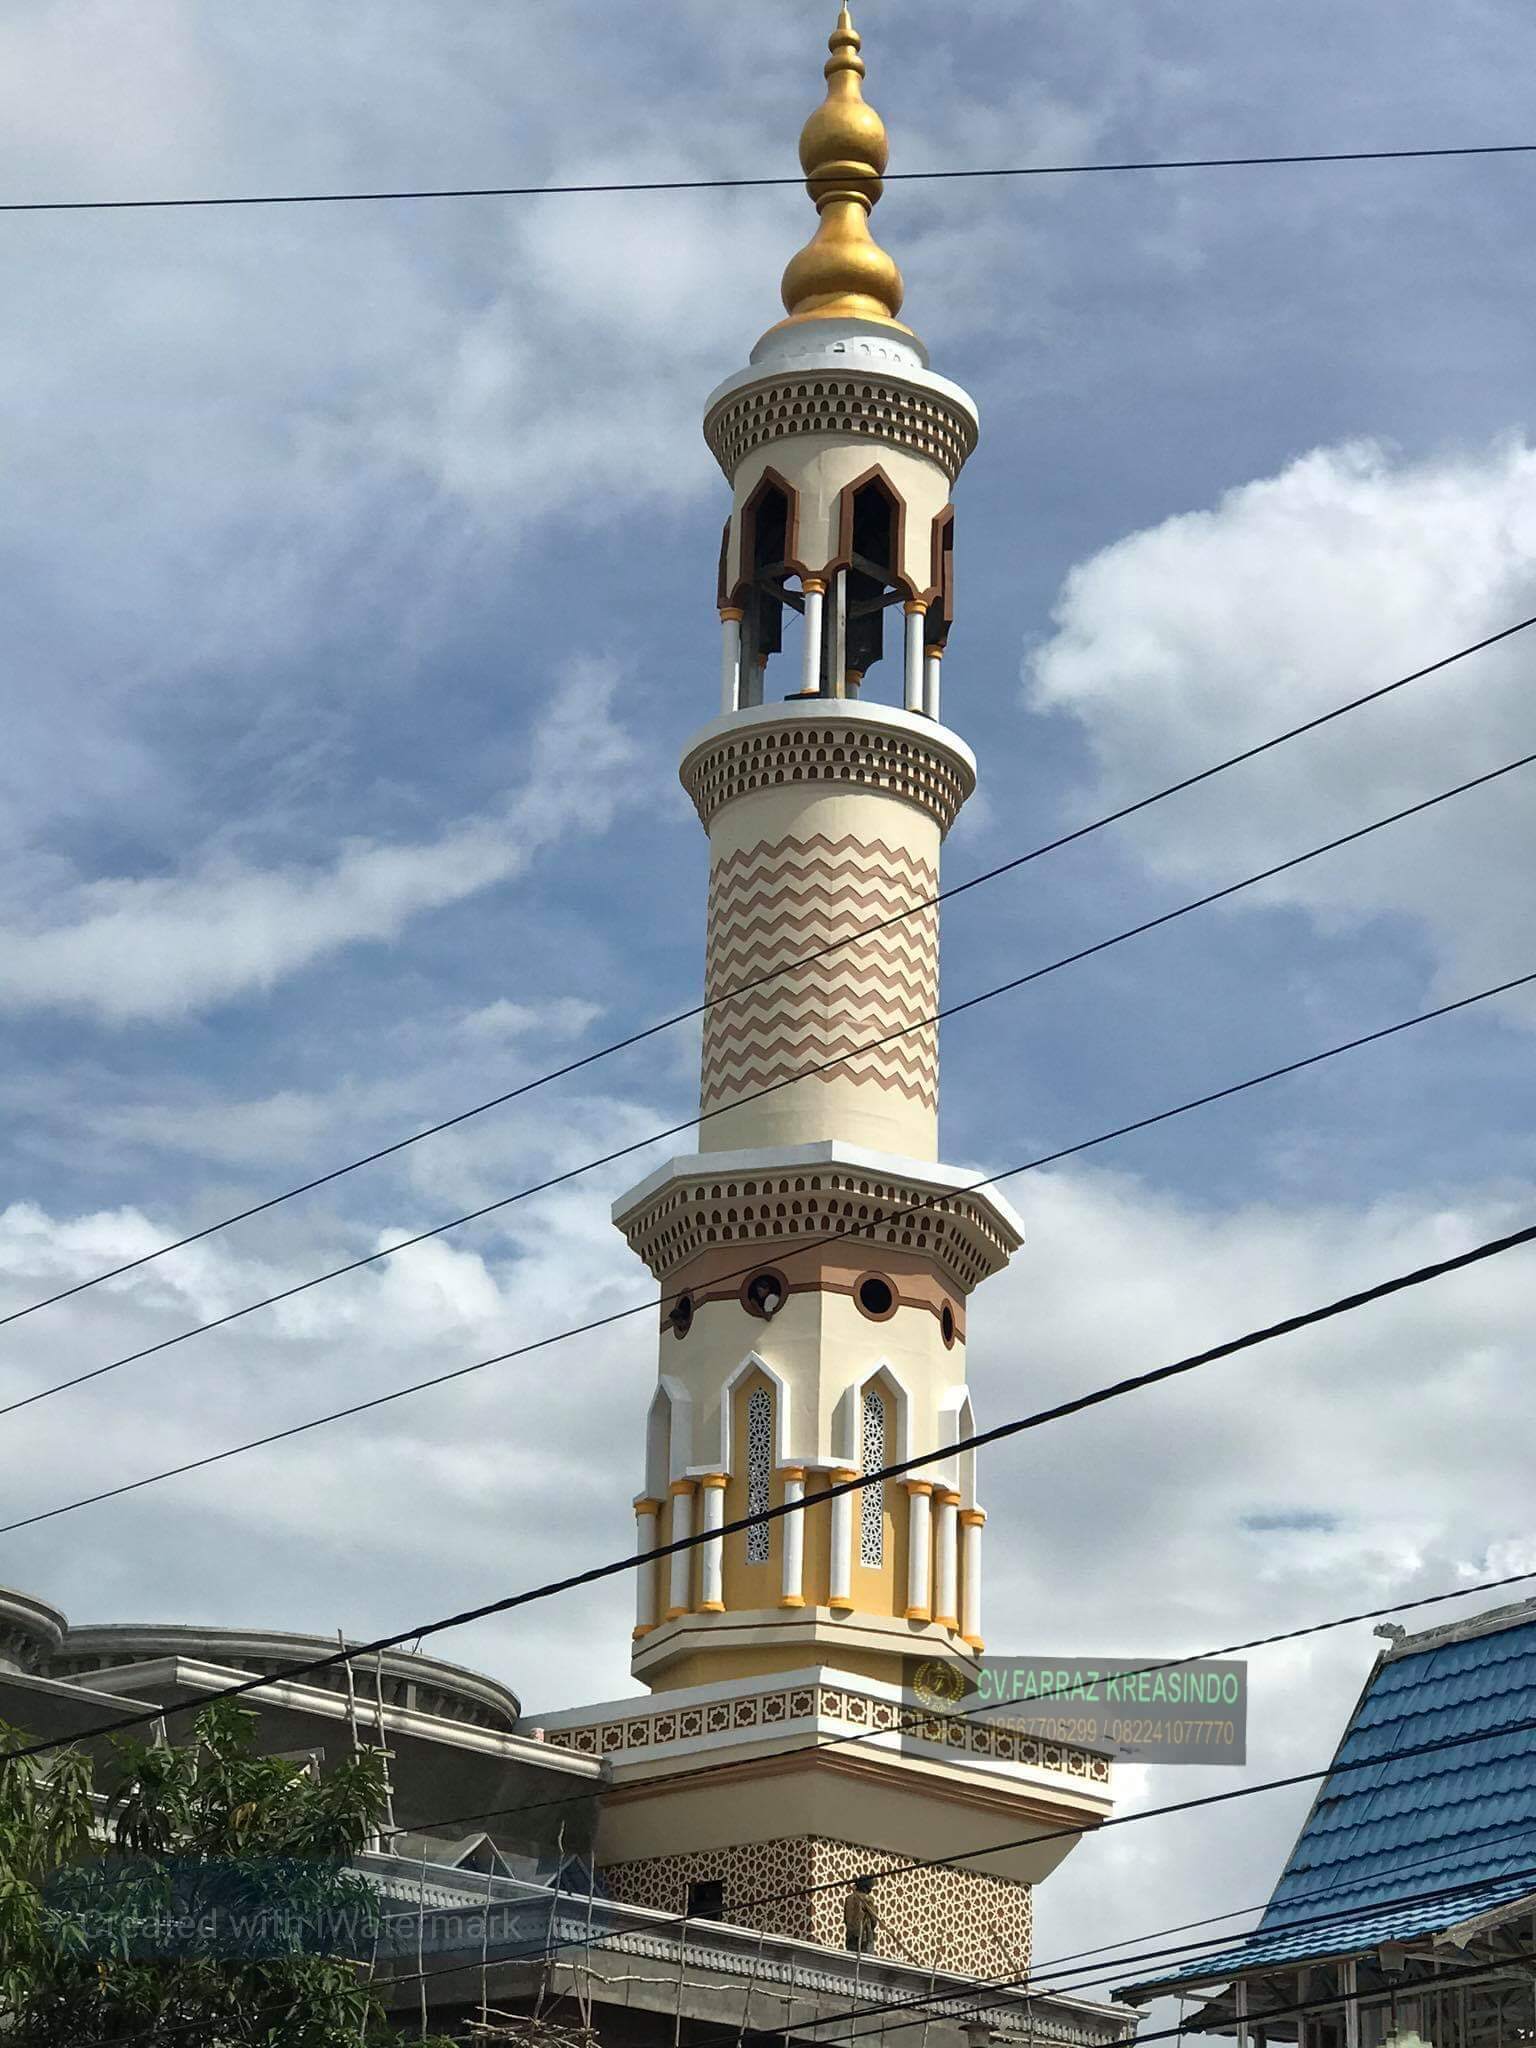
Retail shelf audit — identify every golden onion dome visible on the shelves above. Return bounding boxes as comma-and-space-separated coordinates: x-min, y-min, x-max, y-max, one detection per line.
774, 6, 910, 335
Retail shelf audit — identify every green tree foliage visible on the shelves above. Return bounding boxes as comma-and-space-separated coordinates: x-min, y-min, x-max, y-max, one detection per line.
0, 1700, 456, 2044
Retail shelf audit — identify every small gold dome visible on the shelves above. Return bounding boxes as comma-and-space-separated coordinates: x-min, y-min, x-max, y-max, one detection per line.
774, 7, 910, 335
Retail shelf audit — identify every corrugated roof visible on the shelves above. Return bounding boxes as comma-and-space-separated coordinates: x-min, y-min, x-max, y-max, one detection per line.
1132, 1600, 1536, 1990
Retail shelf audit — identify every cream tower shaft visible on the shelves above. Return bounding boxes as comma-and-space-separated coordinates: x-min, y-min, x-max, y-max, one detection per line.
613, 6, 1022, 1693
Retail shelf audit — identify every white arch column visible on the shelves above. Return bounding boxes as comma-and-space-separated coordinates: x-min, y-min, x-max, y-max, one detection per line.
667, 1480, 696, 1619
779, 1467, 806, 1607
934, 1487, 960, 1631
801, 580, 826, 695
904, 1480, 933, 1622
904, 600, 928, 712
720, 607, 744, 713
698, 1474, 728, 1612
633, 1496, 662, 1638
960, 1506, 986, 1649
924, 643, 944, 721
829, 1467, 857, 1611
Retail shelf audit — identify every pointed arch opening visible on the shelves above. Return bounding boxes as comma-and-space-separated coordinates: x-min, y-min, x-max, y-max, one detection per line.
830, 468, 909, 698
736, 471, 800, 705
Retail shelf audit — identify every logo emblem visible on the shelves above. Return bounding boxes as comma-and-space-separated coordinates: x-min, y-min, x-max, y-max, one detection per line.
911, 1659, 967, 1710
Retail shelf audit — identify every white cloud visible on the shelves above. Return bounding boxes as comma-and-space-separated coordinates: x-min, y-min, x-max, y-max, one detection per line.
1027, 436, 1536, 1015
0, 663, 638, 1023
4, 1146, 1533, 1965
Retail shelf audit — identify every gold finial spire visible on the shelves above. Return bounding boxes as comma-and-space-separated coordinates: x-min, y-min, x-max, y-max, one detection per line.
774, 5, 909, 333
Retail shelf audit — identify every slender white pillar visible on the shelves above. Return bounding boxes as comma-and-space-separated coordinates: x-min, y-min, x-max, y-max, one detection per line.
905, 1480, 933, 1621
667, 1481, 695, 1618
720, 609, 743, 714
801, 581, 825, 696
698, 1474, 727, 1611
934, 1488, 960, 1631
829, 1467, 857, 1610
633, 1496, 662, 1637
904, 602, 927, 712
830, 570, 849, 697
960, 1507, 985, 1648
779, 1467, 806, 1607
924, 645, 943, 722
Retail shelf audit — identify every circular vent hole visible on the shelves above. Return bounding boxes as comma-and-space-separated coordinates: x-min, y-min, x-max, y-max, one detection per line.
743, 1271, 787, 1319
857, 1275, 896, 1320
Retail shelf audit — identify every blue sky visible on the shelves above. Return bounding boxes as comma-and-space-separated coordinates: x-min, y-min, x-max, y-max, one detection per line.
3, 0, 1536, 1990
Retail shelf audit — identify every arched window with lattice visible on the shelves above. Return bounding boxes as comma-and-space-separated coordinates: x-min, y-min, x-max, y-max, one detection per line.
745, 1386, 773, 1563
860, 1387, 886, 1567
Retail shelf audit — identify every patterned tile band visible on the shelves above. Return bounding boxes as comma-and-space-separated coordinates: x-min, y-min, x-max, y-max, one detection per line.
617, 1167, 1018, 1292
543, 1680, 1110, 1785
703, 374, 979, 486
702, 833, 940, 1117
599, 1833, 1031, 1977
682, 722, 974, 837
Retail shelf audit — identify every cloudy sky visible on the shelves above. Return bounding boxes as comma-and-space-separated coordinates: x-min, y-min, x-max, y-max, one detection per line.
4, 0, 1536, 2003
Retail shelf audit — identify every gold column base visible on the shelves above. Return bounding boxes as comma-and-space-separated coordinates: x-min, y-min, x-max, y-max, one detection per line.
778, 1595, 806, 1608
664, 1606, 689, 1621
934, 1613, 958, 1631
905, 1606, 931, 1624
697, 1601, 726, 1614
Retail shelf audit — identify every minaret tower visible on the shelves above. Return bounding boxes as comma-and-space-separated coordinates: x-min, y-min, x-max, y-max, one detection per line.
539, 12, 1112, 1969
618, 2, 1012, 1694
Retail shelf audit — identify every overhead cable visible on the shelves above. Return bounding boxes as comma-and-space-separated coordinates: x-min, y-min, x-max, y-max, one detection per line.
4, 611, 1528, 1337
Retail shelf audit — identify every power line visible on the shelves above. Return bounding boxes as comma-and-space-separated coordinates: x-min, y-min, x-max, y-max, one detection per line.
771, 1700, 1536, 2036
806, 1862, 1536, 2042
6, 141, 1536, 217
398, 1545, 1536, 1844
834, 1923, 1536, 2048
382, 1716, 1536, 2034
7, 940, 1531, 1534
6, 1211, 1535, 1765
5, 741, 1531, 1432
4, 610, 1528, 1338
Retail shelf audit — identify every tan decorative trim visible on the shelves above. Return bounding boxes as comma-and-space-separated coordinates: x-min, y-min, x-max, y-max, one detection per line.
778, 1466, 807, 1483
682, 722, 973, 837
906, 1604, 932, 1622
960, 1509, 987, 1528
719, 605, 746, 623
660, 1246, 969, 1339
704, 372, 978, 486
964, 1634, 986, 1651
903, 1480, 934, 1498
831, 1467, 859, 1486
700, 1474, 729, 1493
664, 1606, 689, 1621
935, 1613, 959, 1630
778, 1595, 806, 1609
697, 1600, 727, 1613
632, 1624, 655, 1639
936, 1488, 962, 1507
829, 1599, 856, 1614
670, 1479, 697, 1498
904, 598, 928, 615
801, 576, 827, 596
633, 1496, 664, 1516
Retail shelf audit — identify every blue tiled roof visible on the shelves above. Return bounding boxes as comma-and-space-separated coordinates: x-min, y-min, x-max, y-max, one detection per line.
1143, 1605, 1536, 1988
